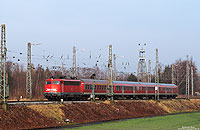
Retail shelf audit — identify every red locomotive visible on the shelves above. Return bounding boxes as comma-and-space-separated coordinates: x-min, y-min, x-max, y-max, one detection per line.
44, 79, 178, 101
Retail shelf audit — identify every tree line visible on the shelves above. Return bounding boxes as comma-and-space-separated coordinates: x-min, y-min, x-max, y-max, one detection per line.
6, 58, 200, 99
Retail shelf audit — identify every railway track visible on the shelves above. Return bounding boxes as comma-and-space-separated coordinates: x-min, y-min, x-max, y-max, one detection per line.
6, 98, 197, 105
7, 100, 91, 105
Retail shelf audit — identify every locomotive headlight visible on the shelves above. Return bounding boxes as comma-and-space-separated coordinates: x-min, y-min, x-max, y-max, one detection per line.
46, 88, 57, 92
51, 89, 57, 92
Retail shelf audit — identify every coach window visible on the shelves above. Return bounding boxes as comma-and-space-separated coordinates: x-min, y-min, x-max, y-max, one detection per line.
53, 81, 60, 85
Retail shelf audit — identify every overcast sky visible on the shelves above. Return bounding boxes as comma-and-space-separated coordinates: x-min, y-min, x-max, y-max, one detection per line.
0, 0, 200, 73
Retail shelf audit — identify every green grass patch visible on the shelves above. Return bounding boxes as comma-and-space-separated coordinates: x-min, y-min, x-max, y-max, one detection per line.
69, 112, 200, 130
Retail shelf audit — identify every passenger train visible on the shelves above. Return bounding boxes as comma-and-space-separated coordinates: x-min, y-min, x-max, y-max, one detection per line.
44, 78, 178, 101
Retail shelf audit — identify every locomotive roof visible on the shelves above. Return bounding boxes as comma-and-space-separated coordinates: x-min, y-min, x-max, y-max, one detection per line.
81, 79, 108, 84
114, 81, 177, 87
80, 79, 177, 87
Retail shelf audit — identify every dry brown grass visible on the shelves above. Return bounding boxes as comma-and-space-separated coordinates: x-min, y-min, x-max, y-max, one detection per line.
158, 99, 200, 113
28, 104, 65, 122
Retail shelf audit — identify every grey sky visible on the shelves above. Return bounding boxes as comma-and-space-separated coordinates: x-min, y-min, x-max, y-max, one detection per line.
1, 0, 200, 73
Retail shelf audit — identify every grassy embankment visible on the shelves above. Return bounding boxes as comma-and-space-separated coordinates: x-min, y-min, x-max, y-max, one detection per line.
71, 112, 200, 130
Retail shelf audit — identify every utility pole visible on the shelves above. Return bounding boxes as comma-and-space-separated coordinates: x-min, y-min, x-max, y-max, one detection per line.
137, 44, 147, 82
113, 54, 116, 81
0, 24, 7, 104
72, 46, 76, 78
26, 42, 32, 99
107, 45, 113, 101
148, 60, 151, 83
172, 64, 175, 84
186, 55, 190, 99
191, 66, 194, 96
155, 48, 159, 100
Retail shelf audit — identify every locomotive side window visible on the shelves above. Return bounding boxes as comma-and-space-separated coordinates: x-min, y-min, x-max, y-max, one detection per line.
53, 81, 60, 85
46, 81, 51, 85
64, 81, 80, 86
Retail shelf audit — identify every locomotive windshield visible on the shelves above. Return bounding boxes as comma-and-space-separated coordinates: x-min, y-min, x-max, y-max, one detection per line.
53, 81, 60, 85
46, 81, 51, 85
64, 81, 80, 86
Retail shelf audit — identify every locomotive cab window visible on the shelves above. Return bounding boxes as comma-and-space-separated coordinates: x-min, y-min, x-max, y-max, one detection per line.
46, 81, 51, 85
53, 81, 60, 85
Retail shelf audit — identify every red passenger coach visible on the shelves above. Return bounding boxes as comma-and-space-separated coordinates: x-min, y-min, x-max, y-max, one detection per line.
44, 79, 178, 101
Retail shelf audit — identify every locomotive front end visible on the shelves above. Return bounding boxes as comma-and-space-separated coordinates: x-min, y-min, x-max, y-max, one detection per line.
44, 79, 62, 100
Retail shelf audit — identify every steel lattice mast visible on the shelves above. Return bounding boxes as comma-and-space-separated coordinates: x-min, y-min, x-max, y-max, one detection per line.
26, 42, 32, 99
186, 55, 190, 99
107, 45, 113, 101
155, 48, 159, 100
191, 66, 194, 96
171, 64, 175, 84
72, 46, 76, 78
0, 24, 7, 103
137, 44, 147, 82
113, 54, 116, 81
147, 60, 151, 83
